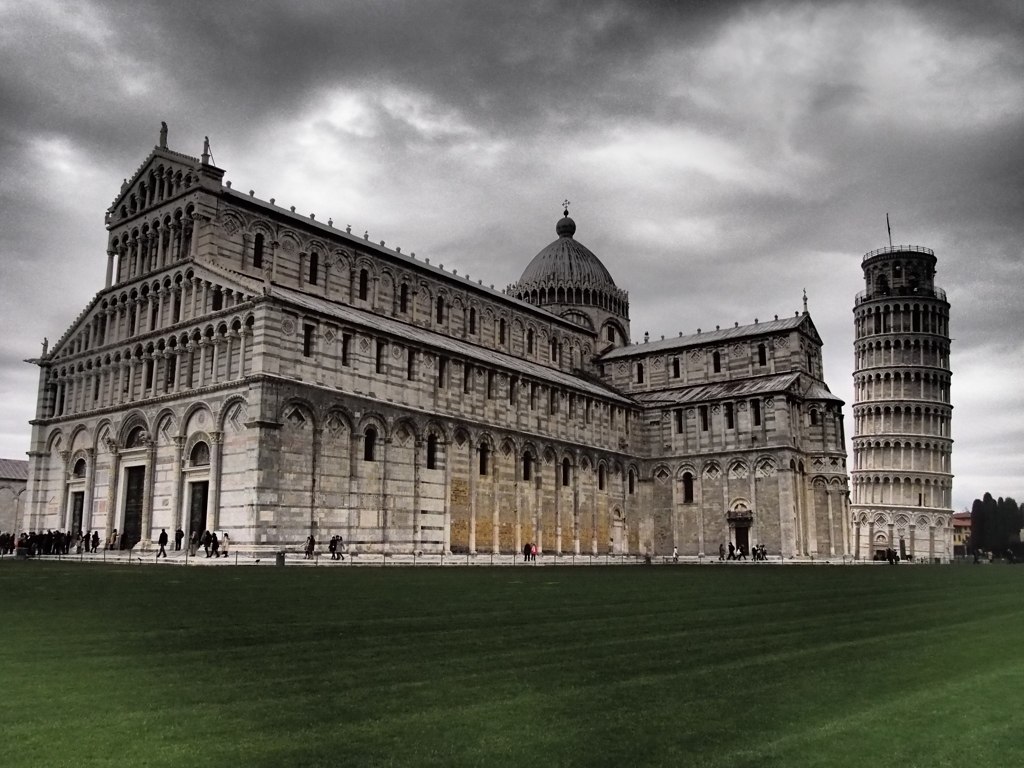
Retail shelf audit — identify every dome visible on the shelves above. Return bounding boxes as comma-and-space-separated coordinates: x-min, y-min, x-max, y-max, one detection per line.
517, 214, 617, 289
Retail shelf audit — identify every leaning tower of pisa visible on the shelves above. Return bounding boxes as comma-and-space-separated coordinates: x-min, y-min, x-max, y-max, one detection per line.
850, 245, 953, 562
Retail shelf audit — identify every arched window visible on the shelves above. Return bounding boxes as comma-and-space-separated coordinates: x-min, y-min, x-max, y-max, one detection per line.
479, 443, 489, 476
636, 363, 644, 384
469, 307, 477, 334
682, 472, 694, 503
712, 350, 721, 373
758, 343, 767, 367
527, 329, 534, 354
499, 318, 506, 345
364, 427, 377, 461
562, 458, 571, 487
125, 426, 146, 449
672, 358, 680, 378
426, 434, 438, 469
359, 269, 369, 301
308, 252, 319, 285
628, 469, 635, 495
252, 233, 264, 269
598, 465, 605, 490
73, 458, 87, 478
607, 326, 615, 342
376, 341, 385, 374
810, 409, 819, 426
436, 296, 445, 324
190, 441, 210, 466
523, 452, 532, 482
399, 284, 408, 313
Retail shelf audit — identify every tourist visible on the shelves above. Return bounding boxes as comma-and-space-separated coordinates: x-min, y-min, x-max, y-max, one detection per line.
719, 543, 725, 561
530, 542, 537, 561
336, 535, 345, 561
108, 529, 119, 550
210, 531, 220, 558
188, 530, 199, 556
328, 536, 337, 560
220, 531, 229, 558
174, 527, 184, 551
157, 529, 168, 559
202, 530, 212, 557
727, 542, 735, 561
523, 542, 530, 562
672, 546, 678, 563
305, 535, 316, 560
91, 530, 99, 553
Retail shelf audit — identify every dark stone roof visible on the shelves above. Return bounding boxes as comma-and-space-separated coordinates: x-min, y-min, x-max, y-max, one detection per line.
0, 458, 28, 481
515, 216, 617, 290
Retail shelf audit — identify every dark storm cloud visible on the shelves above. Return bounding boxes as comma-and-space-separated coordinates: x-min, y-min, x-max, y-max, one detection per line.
1, 0, 1022, 508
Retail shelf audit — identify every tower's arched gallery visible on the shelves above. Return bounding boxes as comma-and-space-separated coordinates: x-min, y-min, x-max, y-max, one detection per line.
23, 130, 861, 559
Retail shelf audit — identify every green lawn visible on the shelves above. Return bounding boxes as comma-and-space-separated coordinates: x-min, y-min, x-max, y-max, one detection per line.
1, 561, 1020, 768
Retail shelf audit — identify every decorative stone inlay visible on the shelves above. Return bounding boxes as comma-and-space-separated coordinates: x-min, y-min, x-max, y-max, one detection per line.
282, 319, 296, 336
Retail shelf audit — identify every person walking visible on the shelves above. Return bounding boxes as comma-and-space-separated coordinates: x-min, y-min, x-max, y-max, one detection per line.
91, 530, 99, 553
523, 542, 531, 563
210, 531, 220, 558
672, 545, 679, 563
328, 536, 338, 561
719, 543, 725, 561
157, 529, 169, 559
220, 531, 229, 558
174, 527, 184, 551
727, 542, 735, 561
202, 530, 212, 557
336, 535, 345, 561
305, 535, 316, 560
189, 530, 199, 556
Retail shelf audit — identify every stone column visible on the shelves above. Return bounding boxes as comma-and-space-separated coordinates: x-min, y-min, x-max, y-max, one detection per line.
381, 437, 392, 553
591, 467, 598, 556
57, 449, 71, 531
105, 448, 121, 543
572, 460, 581, 555
155, 224, 165, 267
412, 437, 422, 554
555, 464, 562, 555
491, 456, 500, 556
208, 430, 223, 531
442, 440, 452, 554
170, 223, 181, 263
826, 489, 836, 557
237, 329, 248, 380
469, 443, 477, 555
514, 459, 522, 556
139, 437, 157, 549
168, 436, 185, 536
105, 250, 115, 287
909, 523, 916, 561
211, 337, 220, 385
189, 212, 202, 257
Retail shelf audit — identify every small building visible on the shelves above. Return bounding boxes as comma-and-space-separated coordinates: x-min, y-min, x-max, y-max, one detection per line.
952, 511, 971, 557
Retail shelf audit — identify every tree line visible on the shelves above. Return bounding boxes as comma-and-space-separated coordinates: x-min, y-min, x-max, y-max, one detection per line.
970, 493, 1023, 554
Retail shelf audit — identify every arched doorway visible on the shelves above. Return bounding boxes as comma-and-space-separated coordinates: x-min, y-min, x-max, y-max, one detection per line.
185, 441, 211, 542
727, 500, 753, 556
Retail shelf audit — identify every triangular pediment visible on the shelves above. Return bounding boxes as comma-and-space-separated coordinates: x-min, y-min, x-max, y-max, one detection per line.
108, 146, 201, 215
799, 314, 823, 345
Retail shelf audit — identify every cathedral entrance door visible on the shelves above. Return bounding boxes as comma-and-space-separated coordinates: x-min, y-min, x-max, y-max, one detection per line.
70, 491, 84, 537
122, 466, 146, 550
188, 481, 209, 540
734, 525, 749, 555
189, 481, 208, 540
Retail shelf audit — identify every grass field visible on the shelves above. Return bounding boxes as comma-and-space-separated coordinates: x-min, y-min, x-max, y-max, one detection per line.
1, 561, 1021, 767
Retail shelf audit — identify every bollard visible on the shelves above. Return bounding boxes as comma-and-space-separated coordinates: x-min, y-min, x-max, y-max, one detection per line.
276, 551, 286, 567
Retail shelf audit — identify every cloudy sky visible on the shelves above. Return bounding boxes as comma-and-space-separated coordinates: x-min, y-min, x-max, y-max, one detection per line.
1, 0, 1021, 510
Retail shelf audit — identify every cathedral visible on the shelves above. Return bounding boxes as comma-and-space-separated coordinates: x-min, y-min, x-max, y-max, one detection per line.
22, 128, 852, 559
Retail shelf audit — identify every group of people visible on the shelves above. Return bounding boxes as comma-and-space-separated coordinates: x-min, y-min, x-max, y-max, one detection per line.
4, 529, 104, 557
182, 529, 230, 558
521, 542, 538, 561
719, 542, 768, 561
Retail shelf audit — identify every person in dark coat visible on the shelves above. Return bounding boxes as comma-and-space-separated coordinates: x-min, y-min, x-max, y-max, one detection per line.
174, 528, 184, 551
157, 529, 169, 558
210, 531, 220, 558
328, 536, 338, 561
91, 530, 99, 553
523, 542, 531, 562
727, 542, 736, 560
202, 530, 212, 557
